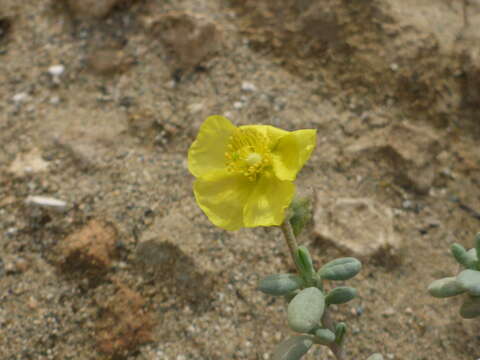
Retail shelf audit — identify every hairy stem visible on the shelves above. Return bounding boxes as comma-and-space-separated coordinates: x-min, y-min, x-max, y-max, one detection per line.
280, 219, 345, 360
323, 310, 345, 360
280, 220, 301, 274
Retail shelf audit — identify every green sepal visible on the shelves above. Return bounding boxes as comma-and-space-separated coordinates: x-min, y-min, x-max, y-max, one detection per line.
334, 322, 347, 345
427, 277, 466, 298
456, 269, 480, 296
289, 196, 311, 237
313, 328, 335, 345
451, 243, 477, 269
318, 257, 362, 281
325, 287, 357, 305
272, 336, 313, 360
296, 246, 315, 284
366, 354, 384, 360
258, 274, 305, 296
460, 295, 480, 319
288, 287, 325, 333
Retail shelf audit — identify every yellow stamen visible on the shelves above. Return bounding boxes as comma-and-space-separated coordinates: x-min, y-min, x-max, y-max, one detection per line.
225, 128, 271, 180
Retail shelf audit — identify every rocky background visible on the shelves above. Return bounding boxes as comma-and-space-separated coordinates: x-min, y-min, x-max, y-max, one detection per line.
1, 0, 480, 359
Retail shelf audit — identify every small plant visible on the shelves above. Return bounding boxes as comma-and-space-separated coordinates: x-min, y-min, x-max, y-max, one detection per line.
188, 116, 382, 360
428, 233, 480, 319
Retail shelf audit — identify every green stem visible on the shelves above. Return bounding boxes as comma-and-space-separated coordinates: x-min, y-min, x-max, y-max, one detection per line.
280, 220, 301, 274
280, 219, 345, 360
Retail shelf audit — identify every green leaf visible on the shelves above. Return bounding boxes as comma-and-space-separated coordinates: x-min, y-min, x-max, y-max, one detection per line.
288, 287, 325, 333
460, 295, 480, 319
334, 322, 347, 345
456, 269, 480, 296
451, 243, 477, 269
296, 246, 315, 283
289, 196, 311, 237
272, 336, 313, 360
475, 233, 480, 268
427, 277, 466, 298
313, 328, 335, 345
366, 354, 384, 360
319, 258, 362, 281
325, 287, 357, 305
258, 274, 305, 296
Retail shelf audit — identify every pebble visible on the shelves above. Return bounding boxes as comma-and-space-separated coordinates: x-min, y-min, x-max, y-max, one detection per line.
25, 196, 68, 211
12, 92, 29, 103
48, 64, 65, 77
241, 81, 257, 92
382, 307, 396, 317
233, 101, 243, 109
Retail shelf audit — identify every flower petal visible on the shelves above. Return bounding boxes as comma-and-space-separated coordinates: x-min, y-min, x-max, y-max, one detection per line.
193, 170, 254, 231
243, 172, 295, 227
272, 129, 317, 181
188, 116, 236, 178
239, 124, 288, 148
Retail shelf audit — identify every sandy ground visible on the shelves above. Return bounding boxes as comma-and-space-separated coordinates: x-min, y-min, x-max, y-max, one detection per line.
1, 1, 480, 359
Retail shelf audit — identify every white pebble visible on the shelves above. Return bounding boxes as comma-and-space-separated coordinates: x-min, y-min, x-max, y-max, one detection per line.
12, 92, 29, 103
241, 81, 257, 92
25, 196, 68, 211
48, 64, 65, 76
233, 101, 243, 109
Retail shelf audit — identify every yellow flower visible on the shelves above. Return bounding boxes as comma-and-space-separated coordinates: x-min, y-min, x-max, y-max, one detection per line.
188, 116, 317, 230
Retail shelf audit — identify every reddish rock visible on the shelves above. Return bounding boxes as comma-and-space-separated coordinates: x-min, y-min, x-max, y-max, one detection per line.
57, 220, 117, 274
95, 284, 154, 355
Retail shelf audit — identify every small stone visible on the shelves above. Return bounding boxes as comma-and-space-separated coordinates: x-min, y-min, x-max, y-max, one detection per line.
48, 64, 65, 77
8, 148, 49, 177
95, 284, 154, 355
382, 307, 396, 317
87, 49, 132, 75
12, 92, 28, 103
241, 81, 257, 92
150, 12, 222, 70
25, 196, 67, 211
233, 101, 243, 109
56, 220, 117, 275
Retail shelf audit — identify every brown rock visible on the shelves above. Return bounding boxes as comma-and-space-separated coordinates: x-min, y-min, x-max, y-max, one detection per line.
65, 0, 120, 18
87, 48, 134, 75
345, 121, 441, 193
57, 220, 117, 274
149, 12, 222, 70
95, 284, 153, 355
314, 194, 401, 261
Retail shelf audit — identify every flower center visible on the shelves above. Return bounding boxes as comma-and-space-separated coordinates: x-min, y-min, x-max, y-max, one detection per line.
225, 128, 272, 180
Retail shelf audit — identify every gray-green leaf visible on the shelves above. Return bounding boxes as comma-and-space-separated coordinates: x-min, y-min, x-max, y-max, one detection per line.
451, 243, 477, 269
456, 269, 480, 296
334, 322, 347, 345
272, 336, 313, 360
258, 274, 304, 296
313, 328, 335, 345
319, 258, 362, 281
325, 286, 357, 305
288, 287, 325, 333
427, 277, 465, 298
460, 295, 480, 319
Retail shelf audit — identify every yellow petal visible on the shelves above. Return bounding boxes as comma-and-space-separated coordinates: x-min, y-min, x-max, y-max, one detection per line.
239, 124, 288, 148
243, 172, 295, 228
272, 129, 317, 181
193, 170, 254, 231
188, 116, 236, 178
